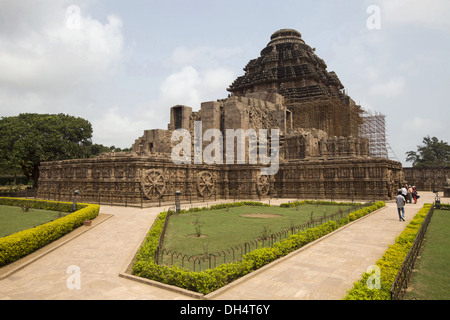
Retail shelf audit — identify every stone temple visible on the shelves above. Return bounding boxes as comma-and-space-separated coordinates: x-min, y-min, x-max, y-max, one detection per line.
37, 29, 403, 204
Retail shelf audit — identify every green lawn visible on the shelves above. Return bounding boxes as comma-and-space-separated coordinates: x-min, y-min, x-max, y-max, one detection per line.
162, 203, 354, 257
0, 205, 67, 238
405, 209, 450, 300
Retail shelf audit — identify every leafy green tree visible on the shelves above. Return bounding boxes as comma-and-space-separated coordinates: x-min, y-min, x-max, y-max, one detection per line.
87, 144, 132, 157
406, 136, 450, 168
0, 114, 93, 188
89, 143, 112, 156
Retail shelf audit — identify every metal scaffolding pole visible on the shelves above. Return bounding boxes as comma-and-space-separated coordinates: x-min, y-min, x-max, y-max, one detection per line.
359, 110, 388, 159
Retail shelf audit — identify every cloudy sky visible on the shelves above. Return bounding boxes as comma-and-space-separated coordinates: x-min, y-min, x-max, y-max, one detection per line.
1, 0, 449, 166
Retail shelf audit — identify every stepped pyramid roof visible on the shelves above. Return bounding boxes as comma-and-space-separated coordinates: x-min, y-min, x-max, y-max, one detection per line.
228, 28, 346, 103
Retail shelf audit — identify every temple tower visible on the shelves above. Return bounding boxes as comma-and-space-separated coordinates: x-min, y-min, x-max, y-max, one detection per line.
228, 29, 363, 137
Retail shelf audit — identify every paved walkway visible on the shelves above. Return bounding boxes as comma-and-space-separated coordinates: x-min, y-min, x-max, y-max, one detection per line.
0, 192, 442, 300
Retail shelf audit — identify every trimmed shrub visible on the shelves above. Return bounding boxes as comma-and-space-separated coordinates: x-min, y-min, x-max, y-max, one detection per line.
0, 198, 99, 266
0, 197, 78, 212
174, 201, 271, 214
280, 200, 361, 208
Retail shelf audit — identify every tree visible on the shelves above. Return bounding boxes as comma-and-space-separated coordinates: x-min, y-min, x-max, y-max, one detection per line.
88, 143, 112, 156
0, 114, 93, 188
87, 144, 132, 157
406, 136, 450, 168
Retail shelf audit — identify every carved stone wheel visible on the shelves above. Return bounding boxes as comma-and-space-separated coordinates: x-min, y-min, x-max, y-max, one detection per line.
256, 174, 270, 196
141, 169, 166, 200
197, 171, 214, 197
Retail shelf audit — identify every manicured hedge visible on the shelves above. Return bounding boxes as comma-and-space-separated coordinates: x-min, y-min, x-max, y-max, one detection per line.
0, 198, 100, 266
132, 201, 385, 295
0, 197, 77, 212
175, 201, 270, 214
280, 200, 360, 208
343, 203, 432, 300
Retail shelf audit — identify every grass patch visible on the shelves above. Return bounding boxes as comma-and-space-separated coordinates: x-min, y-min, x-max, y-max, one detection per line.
0, 205, 67, 238
405, 209, 450, 300
163, 204, 354, 256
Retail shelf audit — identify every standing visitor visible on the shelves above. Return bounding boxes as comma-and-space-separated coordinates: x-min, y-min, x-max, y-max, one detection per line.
413, 186, 419, 204
396, 190, 406, 221
407, 185, 413, 203
401, 186, 407, 201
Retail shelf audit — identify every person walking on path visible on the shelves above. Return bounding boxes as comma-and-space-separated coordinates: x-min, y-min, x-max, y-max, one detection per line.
396, 190, 406, 221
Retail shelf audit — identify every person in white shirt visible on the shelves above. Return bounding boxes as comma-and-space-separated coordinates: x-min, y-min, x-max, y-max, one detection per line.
401, 186, 407, 201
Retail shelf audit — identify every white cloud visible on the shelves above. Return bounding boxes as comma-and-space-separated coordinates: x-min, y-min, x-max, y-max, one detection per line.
154, 65, 236, 110
170, 46, 244, 68
0, 5, 123, 90
369, 76, 405, 97
381, 0, 450, 33
91, 107, 151, 147
0, 1, 124, 115
401, 117, 444, 136
153, 45, 241, 110
0, 0, 133, 147
0, 3, 243, 148
158, 66, 202, 107
203, 67, 236, 93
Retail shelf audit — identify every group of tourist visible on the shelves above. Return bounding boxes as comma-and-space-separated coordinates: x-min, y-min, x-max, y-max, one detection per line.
401, 185, 420, 204
395, 185, 420, 222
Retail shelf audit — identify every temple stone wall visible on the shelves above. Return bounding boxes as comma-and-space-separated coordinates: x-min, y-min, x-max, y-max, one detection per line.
403, 167, 450, 192
278, 158, 402, 200
283, 129, 369, 160
132, 129, 172, 155
38, 153, 403, 203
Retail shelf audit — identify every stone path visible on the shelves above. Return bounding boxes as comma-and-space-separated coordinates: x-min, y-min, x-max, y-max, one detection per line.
0, 193, 441, 300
